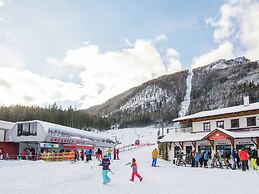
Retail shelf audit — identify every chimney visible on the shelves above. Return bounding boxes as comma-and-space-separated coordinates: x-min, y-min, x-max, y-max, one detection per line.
244, 96, 250, 106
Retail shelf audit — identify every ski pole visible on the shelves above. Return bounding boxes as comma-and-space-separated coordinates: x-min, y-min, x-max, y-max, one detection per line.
109, 169, 114, 174
91, 164, 100, 169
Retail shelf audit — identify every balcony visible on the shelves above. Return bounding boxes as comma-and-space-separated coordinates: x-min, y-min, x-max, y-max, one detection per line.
174, 127, 193, 133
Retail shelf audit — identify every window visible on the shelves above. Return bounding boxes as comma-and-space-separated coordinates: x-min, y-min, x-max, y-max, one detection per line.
203, 122, 210, 131
247, 117, 256, 126
216, 145, 231, 157
216, 121, 224, 129
17, 122, 37, 136
231, 119, 239, 128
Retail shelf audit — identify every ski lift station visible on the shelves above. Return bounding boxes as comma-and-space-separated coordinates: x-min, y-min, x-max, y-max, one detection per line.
0, 120, 116, 159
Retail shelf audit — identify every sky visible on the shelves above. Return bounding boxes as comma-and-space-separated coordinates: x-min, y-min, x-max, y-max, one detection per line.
0, 0, 259, 109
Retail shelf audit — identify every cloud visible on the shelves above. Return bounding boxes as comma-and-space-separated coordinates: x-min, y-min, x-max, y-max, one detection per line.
166, 48, 182, 72
154, 34, 168, 42
0, 67, 83, 107
0, 46, 24, 69
0, 0, 4, 7
193, 41, 234, 68
48, 37, 182, 108
193, 0, 259, 67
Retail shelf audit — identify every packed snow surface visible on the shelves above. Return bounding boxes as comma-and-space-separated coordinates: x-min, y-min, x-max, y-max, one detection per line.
1, 126, 259, 194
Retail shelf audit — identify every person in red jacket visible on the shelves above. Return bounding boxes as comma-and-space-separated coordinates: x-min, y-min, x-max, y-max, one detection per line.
113, 148, 117, 160
239, 148, 249, 171
130, 158, 143, 182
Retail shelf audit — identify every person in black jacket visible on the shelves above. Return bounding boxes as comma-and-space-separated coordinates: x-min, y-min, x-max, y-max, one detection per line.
251, 147, 258, 170
101, 155, 111, 184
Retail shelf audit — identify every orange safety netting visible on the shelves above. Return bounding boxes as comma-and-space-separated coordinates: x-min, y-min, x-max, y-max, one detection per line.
40, 151, 75, 161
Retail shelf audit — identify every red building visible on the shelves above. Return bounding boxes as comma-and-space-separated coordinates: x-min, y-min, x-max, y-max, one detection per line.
0, 120, 19, 159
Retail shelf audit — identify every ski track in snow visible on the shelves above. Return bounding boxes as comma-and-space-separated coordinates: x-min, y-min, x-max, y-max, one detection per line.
179, 68, 193, 117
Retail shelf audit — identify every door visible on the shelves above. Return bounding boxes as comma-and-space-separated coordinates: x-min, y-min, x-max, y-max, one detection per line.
186, 146, 192, 154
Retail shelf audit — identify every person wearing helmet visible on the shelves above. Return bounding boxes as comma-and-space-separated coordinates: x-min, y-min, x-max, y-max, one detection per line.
101, 154, 111, 184
130, 158, 143, 182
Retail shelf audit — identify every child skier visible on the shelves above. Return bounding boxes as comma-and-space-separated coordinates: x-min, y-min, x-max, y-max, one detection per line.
130, 158, 143, 182
101, 154, 111, 184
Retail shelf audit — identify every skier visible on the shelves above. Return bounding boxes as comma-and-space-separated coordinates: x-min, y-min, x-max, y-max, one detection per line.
203, 151, 209, 168
107, 147, 113, 160
195, 151, 200, 167
113, 148, 117, 160
85, 149, 90, 162
81, 149, 84, 161
74, 149, 78, 162
239, 148, 249, 171
191, 150, 196, 167
116, 148, 120, 160
251, 147, 258, 170
101, 154, 111, 184
89, 149, 93, 160
152, 148, 158, 167
130, 158, 143, 182
231, 148, 237, 170
96, 148, 103, 161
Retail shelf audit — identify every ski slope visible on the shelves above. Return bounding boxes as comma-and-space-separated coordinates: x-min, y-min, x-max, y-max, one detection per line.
104, 126, 158, 146
1, 126, 259, 194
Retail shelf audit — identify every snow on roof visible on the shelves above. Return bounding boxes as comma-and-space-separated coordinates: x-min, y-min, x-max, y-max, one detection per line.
0, 120, 15, 130
16, 120, 115, 143
159, 127, 259, 143
159, 131, 210, 143
173, 101, 259, 122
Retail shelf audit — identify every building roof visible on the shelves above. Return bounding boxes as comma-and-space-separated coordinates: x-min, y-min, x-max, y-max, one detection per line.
159, 131, 210, 143
15, 120, 115, 144
0, 120, 15, 130
173, 101, 259, 122
159, 128, 259, 143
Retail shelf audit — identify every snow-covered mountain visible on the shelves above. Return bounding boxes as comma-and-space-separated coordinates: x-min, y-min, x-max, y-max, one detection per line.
86, 57, 259, 127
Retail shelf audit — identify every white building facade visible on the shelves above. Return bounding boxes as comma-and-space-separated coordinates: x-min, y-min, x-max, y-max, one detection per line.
159, 99, 259, 160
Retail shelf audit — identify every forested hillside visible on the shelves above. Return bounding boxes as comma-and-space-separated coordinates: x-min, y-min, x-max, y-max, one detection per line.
0, 103, 110, 130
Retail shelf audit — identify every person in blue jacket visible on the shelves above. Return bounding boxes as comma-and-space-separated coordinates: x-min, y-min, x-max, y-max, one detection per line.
203, 151, 209, 168
101, 154, 111, 184
85, 149, 90, 162
195, 151, 200, 167
231, 148, 237, 170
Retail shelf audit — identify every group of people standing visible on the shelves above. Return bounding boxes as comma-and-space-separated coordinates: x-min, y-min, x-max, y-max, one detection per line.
190, 147, 258, 171
74, 149, 93, 162
233, 147, 258, 171
193, 150, 210, 168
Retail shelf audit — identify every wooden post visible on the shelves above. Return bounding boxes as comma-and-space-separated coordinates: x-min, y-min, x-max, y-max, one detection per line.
165, 142, 168, 160
179, 142, 184, 150
251, 138, 258, 149
228, 138, 235, 149
209, 140, 214, 150
192, 141, 196, 151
